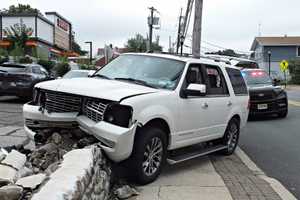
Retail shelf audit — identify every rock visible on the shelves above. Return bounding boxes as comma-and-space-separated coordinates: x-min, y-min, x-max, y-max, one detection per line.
1, 150, 26, 170
0, 152, 6, 162
0, 185, 23, 200
45, 161, 61, 176
0, 165, 17, 183
16, 174, 46, 190
34, 129, 53, 144
51, 133, 62, 145
77, 137, 98, 148
17, 167, 33, 179
114, 185, 139, 199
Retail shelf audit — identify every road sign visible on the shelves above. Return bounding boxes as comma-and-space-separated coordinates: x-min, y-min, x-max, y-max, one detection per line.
280, 60, 289, 72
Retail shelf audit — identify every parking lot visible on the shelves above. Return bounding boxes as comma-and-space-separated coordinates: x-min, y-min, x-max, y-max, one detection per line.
0, 87, 299, 199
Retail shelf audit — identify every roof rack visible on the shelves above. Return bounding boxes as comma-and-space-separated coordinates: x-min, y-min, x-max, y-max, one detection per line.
158, 52, 232, 65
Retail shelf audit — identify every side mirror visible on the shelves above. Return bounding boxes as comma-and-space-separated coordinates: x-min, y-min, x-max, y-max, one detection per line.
184, 84, 206, 97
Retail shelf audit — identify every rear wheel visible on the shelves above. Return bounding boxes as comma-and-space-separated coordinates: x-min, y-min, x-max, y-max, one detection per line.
128, 127, 167, 185
221, 118, 240, 155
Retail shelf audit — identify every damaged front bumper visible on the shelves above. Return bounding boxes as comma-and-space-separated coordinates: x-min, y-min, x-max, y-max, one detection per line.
23, 103, 137, 162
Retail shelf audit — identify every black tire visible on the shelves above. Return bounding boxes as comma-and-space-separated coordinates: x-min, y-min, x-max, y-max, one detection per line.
220, 118, 240, 155
128, 127, 167, 185
278, 110, 288, 118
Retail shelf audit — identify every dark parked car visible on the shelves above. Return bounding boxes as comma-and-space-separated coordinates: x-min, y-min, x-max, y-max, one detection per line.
242, 69, 288, 118
0, 63, 52, 99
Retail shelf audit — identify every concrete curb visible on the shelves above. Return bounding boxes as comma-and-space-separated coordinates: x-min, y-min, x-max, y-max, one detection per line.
235, 147, 297, 200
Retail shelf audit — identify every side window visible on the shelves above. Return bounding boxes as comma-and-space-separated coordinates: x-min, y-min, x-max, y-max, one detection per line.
186, 64, 204, 84
32, 66, 42, 74
205, 65, 229, 96
225, 68, 248, 95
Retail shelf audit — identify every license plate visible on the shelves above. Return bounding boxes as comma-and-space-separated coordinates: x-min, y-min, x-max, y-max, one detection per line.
10, 82, 16, 87
257, 104, 268, 110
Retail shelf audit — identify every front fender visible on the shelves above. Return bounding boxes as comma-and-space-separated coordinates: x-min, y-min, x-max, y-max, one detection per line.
135, 105, 175, 133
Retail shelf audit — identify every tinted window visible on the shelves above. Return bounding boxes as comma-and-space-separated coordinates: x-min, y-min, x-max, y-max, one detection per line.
242, 70, 272, 86
205, 65, 229, 95
32, 66, 42, 74
226, 68, 248, 95
186, 64, 204, 84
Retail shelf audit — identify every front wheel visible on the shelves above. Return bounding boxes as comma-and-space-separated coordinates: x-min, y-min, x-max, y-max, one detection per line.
221, 118, 240, 155
128, 127, 167, 185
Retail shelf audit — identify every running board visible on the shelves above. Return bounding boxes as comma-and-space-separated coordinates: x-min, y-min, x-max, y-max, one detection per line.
167, 144, 227, 165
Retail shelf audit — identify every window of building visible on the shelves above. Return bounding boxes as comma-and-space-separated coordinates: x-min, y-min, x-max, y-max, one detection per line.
297, 46, 300, 57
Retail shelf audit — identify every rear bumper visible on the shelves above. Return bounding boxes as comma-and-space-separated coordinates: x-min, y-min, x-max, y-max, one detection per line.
0, 86, 32, 97
23, 103, 137, 162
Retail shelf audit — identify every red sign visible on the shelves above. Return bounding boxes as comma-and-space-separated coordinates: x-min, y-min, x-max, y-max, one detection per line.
57, 18, 69, 32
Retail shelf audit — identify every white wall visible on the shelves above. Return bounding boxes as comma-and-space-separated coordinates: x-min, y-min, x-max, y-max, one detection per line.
2, 16, 35, 37
37, 18, 54, 44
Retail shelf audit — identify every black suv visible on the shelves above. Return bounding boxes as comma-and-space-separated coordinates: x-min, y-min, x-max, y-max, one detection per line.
0, 63, 52, 99
242, 69, 288, 118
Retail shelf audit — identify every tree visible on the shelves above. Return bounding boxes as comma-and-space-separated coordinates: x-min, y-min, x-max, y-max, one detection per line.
206, 49, 239, 57
0, 4, 41, 15
72, 41, 88, 55
125, 34, 162, 52
3, 19, 33, 52
288, 60, 300, 84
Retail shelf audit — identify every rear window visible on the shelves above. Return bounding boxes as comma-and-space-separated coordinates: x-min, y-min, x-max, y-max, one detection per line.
0, 64, 28, 73
242, 70, 272, 86
235, 61, 259, 69
226, 68, 248, 95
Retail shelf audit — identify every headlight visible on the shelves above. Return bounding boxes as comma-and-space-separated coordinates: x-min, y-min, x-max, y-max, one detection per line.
32, 88, 39, 104
103, 104, 133, 128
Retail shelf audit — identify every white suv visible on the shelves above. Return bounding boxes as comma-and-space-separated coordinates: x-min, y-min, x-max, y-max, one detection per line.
23, 53, 249, 184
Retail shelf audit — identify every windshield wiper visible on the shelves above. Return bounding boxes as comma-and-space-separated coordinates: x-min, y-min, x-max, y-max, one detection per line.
114, 77, 158, 89
92, 74, 111, 80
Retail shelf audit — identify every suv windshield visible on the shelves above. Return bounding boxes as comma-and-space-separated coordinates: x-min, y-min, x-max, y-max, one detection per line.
94, 55, 186, 90
242, 70, 272, 86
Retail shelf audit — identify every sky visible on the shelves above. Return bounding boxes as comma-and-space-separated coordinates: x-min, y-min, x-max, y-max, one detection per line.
2, 0, 300, 55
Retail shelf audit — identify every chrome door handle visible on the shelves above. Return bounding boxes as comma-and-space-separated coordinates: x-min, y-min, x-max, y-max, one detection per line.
202, 102, 208, 109
227, 101, 233, 107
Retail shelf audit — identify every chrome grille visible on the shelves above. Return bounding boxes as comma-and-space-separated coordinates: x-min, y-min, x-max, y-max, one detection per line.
44, 91, 81, 113
83, 99, 108, 122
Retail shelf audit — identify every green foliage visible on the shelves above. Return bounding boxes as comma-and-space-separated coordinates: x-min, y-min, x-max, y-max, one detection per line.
288, 60, 300, 84
4, 20, 33, 51
79, 64, 96, 70
55, 62, 70, 77
1, 4, 41, 15
72, 41, 88, 55
19, 56, 33, 64
206, 49, 241, 57
125, 34, 162, 52
10, 44, 24, 62
38, 60, 55, 72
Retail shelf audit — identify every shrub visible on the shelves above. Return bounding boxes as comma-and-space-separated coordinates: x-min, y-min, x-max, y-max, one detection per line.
79, 64, 96, 70
54, 62, 70, 77
288, 60, 300, 84
19, 56, 33, 64
38, 59, 55, 72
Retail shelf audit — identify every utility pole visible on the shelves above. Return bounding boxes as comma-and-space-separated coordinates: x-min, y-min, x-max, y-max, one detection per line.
192, 0, 203, 58
148, 7, 156, 52
176, 8, 183, 54
85, 41, 93, 65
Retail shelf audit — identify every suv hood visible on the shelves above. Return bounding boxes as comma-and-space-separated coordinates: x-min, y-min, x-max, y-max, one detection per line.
35, 78, 158, 101
248, 84, 280, 91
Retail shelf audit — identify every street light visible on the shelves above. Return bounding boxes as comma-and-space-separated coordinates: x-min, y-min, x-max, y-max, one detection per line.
268, 51, 271, 76
85, 41, 92, 65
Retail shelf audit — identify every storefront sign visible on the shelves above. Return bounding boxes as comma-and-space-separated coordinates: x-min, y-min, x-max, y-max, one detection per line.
57, 18, 69, 32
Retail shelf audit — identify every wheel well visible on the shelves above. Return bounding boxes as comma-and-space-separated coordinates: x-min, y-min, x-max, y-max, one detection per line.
138, 118, 171, 145
231, 114, 241, 125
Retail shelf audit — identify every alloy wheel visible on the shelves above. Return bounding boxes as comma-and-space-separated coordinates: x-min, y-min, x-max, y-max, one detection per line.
142, 137, 163, 176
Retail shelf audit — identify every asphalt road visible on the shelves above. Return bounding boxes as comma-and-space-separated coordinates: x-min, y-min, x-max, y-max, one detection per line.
240, 91, 300, 199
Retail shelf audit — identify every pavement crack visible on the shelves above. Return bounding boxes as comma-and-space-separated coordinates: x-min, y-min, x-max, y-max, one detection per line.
158, 186, 161, 200
5, 128, 22, 136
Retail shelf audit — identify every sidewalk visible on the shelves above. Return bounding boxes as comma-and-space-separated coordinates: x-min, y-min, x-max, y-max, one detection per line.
132, 148, 297, 200
286, 84, 300, 91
